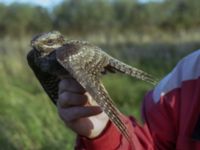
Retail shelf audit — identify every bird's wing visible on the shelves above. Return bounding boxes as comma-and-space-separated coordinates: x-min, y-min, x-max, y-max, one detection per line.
56, 53, 133, 147
27, 49, 60, 104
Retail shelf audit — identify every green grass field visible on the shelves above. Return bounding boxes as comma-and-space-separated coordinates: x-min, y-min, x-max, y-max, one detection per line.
0, 33, 199, 149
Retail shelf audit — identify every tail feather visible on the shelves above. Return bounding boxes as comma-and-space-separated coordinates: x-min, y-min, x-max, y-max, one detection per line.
109, 58, 158, 85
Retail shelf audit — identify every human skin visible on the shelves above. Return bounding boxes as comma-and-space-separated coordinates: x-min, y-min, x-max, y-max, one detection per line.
57, 78, 109, 138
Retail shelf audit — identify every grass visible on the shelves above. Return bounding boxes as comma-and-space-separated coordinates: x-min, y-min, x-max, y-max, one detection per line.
0, 38, 75, 149
0, 32, 199, 149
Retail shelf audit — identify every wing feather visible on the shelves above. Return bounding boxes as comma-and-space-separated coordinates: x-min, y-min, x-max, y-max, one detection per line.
27, 49, 60, 104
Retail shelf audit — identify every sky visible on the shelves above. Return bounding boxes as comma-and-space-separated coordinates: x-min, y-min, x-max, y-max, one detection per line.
0, 0, 163, 8
0, 0, 63, 7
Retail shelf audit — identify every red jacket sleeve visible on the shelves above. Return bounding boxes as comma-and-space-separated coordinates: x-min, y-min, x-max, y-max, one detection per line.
143, 50, 200, 150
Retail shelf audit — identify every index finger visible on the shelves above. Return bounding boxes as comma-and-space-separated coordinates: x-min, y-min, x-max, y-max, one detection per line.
59, 78, 85, 94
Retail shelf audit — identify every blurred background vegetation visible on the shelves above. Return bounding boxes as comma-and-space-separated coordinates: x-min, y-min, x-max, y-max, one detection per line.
0, 0, 199, 149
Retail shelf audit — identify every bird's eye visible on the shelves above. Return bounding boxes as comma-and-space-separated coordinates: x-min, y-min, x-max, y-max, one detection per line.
47, 39, 53, 44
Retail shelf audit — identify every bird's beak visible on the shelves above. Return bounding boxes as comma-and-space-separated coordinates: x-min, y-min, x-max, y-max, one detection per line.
31, 41, 34, 47
31, 41, 37, 49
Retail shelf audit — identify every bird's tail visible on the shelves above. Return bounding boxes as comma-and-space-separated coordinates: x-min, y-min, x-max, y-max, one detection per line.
108, 57, 158, 85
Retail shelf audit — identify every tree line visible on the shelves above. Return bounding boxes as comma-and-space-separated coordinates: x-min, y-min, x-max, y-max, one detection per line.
0, 0, 199, 37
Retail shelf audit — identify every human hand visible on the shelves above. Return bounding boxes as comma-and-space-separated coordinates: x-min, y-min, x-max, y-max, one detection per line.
57, 78, 109, 138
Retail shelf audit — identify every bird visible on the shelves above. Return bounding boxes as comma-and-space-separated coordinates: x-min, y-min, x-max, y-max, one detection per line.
27, 31, 158, 149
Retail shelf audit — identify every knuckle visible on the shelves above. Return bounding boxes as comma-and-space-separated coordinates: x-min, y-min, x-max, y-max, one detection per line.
58, 79, 69, 90
58, 92, 71, 107
58, 108, 72, 123
58, 92, 68, 101
64, 113, 75, 123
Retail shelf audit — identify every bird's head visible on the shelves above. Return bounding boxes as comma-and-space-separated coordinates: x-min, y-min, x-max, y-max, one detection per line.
31, 31, 65, 56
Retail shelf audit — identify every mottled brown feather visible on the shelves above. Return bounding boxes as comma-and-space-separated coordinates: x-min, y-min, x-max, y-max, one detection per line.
56, 42, 135, 149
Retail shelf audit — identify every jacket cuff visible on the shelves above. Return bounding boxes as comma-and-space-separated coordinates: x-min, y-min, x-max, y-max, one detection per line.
78, 121, 122, 150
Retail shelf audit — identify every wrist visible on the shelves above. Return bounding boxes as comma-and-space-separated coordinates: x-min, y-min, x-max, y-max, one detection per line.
77, 121, 122, 150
